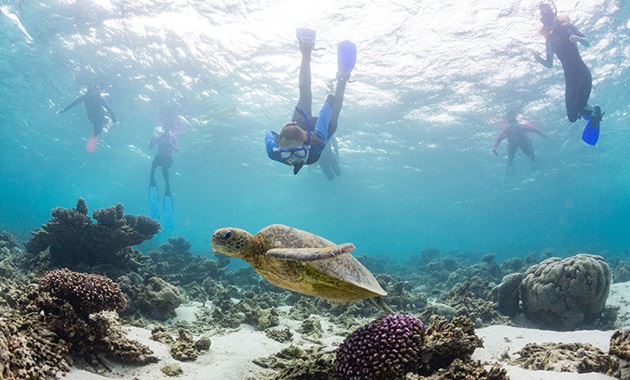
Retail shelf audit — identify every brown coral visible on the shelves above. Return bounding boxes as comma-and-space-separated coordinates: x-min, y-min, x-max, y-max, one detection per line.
40, 268, 127, 317
24, 198, 159, 276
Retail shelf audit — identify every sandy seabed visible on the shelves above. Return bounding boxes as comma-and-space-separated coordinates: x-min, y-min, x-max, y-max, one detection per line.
66, 282, 630, 380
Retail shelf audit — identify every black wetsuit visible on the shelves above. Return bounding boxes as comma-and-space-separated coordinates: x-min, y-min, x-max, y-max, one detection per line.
547, 23, 592, 122
63, 92, 118, 135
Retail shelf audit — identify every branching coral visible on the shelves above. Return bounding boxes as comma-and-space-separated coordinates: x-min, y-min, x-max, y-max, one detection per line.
24, 198, 159, 275
39, 268, 127, 317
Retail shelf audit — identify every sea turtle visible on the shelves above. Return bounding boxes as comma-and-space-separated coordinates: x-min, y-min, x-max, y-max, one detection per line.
211, 224, 390, 310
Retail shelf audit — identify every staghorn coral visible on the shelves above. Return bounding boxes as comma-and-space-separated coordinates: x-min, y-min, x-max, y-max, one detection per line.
335, 313, 426, 380
39, 268, 126, 317
520, 254, 611, 330
24, 198, 159, 276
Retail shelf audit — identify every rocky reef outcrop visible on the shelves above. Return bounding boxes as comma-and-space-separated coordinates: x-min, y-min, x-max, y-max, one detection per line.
520, 254, 611, 330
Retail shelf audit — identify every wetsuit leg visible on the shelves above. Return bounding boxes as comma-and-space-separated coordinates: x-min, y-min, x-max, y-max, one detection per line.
521, 139, 536, 161
564, 65, 592, 122
292, 45, 313, 126
162, 157, 173, 195
327, 77, 348, 138
150, 158, 159, 187
507, 142, 518, 166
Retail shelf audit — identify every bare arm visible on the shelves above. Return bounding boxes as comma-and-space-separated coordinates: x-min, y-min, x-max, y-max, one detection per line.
534, 38, 554, 68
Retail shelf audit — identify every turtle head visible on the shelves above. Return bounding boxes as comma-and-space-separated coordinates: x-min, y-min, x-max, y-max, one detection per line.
211, 228, 255, 259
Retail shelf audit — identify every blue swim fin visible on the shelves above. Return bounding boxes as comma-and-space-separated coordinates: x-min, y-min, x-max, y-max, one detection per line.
149, 185, 160, 220
581, 106, 603, 146
295, 28, 316, 45
164, 195, 174, 229
337, 40, 356, 77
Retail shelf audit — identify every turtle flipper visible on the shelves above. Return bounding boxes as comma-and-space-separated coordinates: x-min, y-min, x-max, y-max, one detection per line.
371, 296, 393, 314
267, 243, 355, 261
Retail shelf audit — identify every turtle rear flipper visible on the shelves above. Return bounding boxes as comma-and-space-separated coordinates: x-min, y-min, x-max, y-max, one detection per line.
267, 243, 355, 261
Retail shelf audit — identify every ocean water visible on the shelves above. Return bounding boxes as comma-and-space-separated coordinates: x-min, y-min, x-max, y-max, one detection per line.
0, 0, 627, 262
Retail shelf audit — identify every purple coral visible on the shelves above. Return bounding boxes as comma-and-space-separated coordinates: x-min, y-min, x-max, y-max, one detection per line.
40, 268, 127, 317
335, 313, 426, 380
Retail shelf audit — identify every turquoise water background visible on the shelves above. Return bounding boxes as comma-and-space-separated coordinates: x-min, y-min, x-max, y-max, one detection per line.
0, 0, 627, 261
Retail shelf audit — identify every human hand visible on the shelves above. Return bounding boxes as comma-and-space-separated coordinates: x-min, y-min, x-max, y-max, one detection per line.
492, 148, 498, 156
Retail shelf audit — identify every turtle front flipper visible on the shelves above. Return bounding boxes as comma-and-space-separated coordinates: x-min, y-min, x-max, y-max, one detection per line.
267, 243, 355, 261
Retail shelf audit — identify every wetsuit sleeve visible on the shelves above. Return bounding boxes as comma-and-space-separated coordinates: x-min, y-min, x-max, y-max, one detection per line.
99, 95, 118, 123
171, 135, 180, 152
568, 24, 585, 38
149, 136, 158, 149
492, 129, 507, 149
309, 96, 334, 155
265, 130, 283, 162
63, 95, 86, 112
524, 125, 546, 137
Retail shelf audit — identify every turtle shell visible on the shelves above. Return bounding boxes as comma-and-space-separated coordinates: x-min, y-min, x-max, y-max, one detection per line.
257, 224, 386, 301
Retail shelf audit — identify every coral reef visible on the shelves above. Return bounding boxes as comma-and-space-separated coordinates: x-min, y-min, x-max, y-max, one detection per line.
404, 359, 508, 380
137, 276, 184, 320
420, 315, 483, 374
610, 329, 630, 361
253, 345, 336, 380
34, 268, 158, 369
24, 198, 159, 276
491, 273, 522, 317
335, 313, 426, 380
169, 328, 211, 361
511, 342, 617, 375
520, 254, 611, 330
0, 309, 71, 379
39, 268, 127, 317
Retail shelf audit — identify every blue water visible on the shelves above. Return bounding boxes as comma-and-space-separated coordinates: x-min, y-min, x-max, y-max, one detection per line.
0, 0, 628, 261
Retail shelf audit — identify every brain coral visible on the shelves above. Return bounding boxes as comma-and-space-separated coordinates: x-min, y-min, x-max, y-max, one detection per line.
40, 268, 127, 317
520, 254, 611, 330
335, 313, 425, 380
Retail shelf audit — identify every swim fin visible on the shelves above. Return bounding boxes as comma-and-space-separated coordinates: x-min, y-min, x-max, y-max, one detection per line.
164, 195, 174, 229
295, 28, 316, 45
581, 106, 603, 146
337, 40, 356, 77
149, 185, 160, 220
86, 133, 98, 152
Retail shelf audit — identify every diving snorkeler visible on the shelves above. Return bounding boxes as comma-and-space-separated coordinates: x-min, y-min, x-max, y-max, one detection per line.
265, 28, 356, 178
533, 2, 604, 146
57, 84, 119, 152
149, 110, 182, 229
492, 111, 546, 176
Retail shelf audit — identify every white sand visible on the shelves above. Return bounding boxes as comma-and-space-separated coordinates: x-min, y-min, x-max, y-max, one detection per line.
65, 282, 630, 380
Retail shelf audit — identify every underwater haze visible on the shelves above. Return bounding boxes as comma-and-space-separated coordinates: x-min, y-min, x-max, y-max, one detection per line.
0, 0, 628, 261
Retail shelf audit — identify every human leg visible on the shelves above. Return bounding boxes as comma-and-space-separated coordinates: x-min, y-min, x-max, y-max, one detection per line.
292, 30, 314, 124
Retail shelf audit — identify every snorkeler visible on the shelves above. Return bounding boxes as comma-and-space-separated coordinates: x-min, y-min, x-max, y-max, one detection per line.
265, 28, 356, 178
533, 2, 604, 146
492, 111, 546, 176
149, 113, 180, 229
57, 84, 119, 152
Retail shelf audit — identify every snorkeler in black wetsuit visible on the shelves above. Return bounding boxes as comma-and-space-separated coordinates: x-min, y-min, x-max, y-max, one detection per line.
534, 3, 603, 145
57, 84, 119, 151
